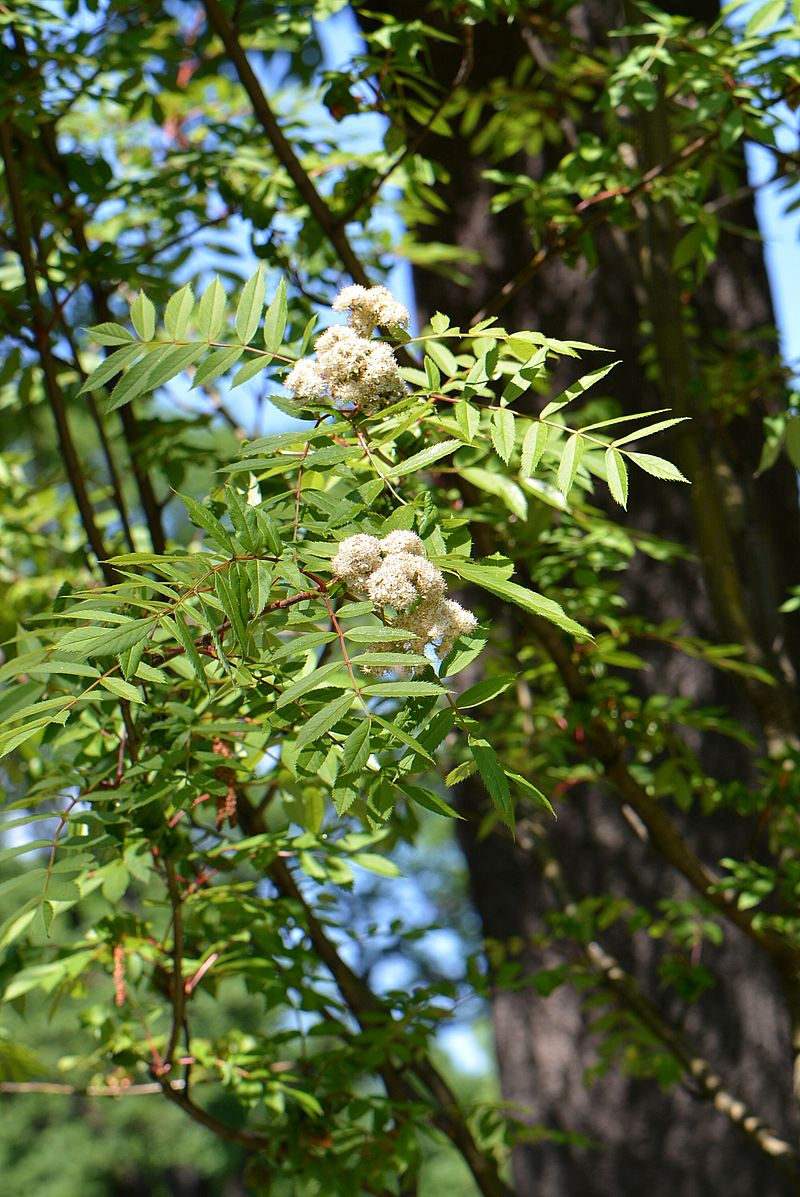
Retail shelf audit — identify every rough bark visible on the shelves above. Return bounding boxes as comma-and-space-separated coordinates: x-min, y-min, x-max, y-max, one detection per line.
361, 3, 800, 1194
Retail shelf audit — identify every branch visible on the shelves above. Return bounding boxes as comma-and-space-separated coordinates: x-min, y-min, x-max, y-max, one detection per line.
16, 35, 167, 556
469, 133, 716, 326
528, 613, 800, 985
586, 938, 800, 1181
37, 262, 136, 554
0, 121, 118, 586
0, 1079, 185, 1097
201, 0, 372, 287
234, 796, 514, 1197
163, 857, 187, 1070
34, 116, 167, 555
522, 819, 800, 1182
338, 23, 475, 226
268, 854, 514, 1197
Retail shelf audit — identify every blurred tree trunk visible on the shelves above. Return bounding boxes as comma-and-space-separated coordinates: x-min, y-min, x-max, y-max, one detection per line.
361, 2, 800, 1194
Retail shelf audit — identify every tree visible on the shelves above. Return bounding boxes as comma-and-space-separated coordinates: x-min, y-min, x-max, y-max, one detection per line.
1, 3, 799, 1196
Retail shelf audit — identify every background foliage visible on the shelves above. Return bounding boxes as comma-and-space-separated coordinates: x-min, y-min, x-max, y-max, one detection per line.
2, 1, 800, 1194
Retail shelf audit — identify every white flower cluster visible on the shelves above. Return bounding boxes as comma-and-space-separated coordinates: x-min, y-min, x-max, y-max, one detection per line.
285, 286, 409, 414
332, 531, 477, 667
331, 285, 410, 337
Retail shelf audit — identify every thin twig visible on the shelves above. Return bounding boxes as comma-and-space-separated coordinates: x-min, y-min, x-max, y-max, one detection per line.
0, 1079, 186, 1097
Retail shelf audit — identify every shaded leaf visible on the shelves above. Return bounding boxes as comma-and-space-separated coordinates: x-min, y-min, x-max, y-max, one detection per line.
605, 447, 628, 508
469, 736, 514, 829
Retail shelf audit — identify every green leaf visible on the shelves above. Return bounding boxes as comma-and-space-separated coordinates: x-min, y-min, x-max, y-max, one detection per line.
541, 361, 619, 419
342, 720, 372, 773
142, 343, 205, 393
192, 345, 243, 388
605, 447, 628, 508
506, 770, 555, 817
355, 651, 430, 669
557, 434, 585, 498
87, 322, 137, 346
457, 674, 516, 709
79, 343, 143, 395
236, 266, 266, 344
215, 568, 250, 651
98, 676, 145, 704
384, 439, 461, 478
441, 628, 489, 677
0, 721, 51, 758
170, 610, 210, 693
611, 417, 689, 448
469, 736, 514, 829
105, 345, 173, 412
451, 560, 591, 640
455, 399, 480, 443
370, 714, 435, 763
745, 0, 785, 34
424, 339, 459, 376
57, 618, 152, 659
263, 277, 288, 353
197, 278, 227, 340
457, 466, 528, 519
396, 781, 461, 818
491, 408, 516, 464
625, 452, 689, 483
277, 660, 349, 707
225, 485, 259, 551
231, 353, 273, 388
520, 422, 549, 476
253, 507, 282, 555
361, 681, 444, 698
249, 559, 273, 616
350, 852, 401, 877
445, 760, 478, 786
178, 492, 234, 551
672, 225, 705, 271
130, 291, 156, 341
424, 354, 441, 390
164, 283, 194, 339
785, 417, 800, 469
295, 692, 355, 750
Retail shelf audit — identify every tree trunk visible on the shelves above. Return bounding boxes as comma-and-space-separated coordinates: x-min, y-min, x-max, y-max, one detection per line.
361, 2, 800, 1193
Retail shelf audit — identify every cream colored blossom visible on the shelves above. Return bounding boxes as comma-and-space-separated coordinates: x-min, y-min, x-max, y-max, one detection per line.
313, 326, 406, 413
437, 599, 478, 658
333, 531, 477, 670
365, 556, 420, 612
366, 553, 446, 613
284, 358, 324, 401
380, 530, 425, 557
285, 286, 408, 413
332, 534, 382, 589
400, 597, 477, 660
332, 284, 410, 336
